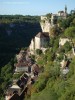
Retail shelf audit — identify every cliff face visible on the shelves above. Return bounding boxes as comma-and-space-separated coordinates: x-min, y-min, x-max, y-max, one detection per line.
40, 20, 51, 33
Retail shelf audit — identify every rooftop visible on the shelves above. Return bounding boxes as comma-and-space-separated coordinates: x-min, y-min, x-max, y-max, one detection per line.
58, 11, 64, 13
10, 84, 21, 89
36, 32, 49, 38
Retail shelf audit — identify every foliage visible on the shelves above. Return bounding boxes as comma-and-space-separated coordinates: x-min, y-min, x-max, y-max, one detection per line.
46, 13, 51, 18
64, 26, 75, 38
49, 37, 54, 47
13, 72, 23, 79
67, 57, 75, 77
58, 14, 75, 29
36, 49, 42, 55
0, 15, 41, 99
1, 12, 75, 100
30, 54, 35, 61
63, 41, 72, 53
28, 16, 75, 99
0, 61, 14, 98
56, 53, 64, 61
53, 38, 59, 52
50, 26, 59, 37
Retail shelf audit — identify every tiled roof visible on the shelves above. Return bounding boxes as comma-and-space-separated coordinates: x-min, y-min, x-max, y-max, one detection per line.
15, 60, 32, 67
36, 32, 49, 38
16, 62, 28, 67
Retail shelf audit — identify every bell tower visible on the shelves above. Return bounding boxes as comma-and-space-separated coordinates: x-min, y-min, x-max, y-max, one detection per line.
65, 5, 67, 14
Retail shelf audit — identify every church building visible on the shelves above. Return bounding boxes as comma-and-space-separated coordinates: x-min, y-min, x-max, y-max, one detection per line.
29, 32, 50, 54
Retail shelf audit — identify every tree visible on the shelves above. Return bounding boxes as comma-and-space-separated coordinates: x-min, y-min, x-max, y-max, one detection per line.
49, 26, 59, 37
0, 62, 13, 98
49, 37, 54, 47
65, 27, 75, 39
53, 38, 59, 52
56, 53, 64, 61
63, 41, 72, 53
46, 13, 51, 19
36, 49, 42, 55
67, 57, 75, 77
47, 52, 55, 61
70, 18, 75, 26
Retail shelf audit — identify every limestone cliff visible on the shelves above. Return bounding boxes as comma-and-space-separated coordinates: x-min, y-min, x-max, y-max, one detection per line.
40, 16, 51, 33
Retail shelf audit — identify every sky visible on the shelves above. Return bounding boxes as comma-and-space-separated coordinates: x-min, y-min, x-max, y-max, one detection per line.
0, 0, 75, 15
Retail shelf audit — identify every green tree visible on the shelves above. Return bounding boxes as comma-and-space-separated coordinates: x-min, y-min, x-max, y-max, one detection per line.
65, 27, 75, 39
67, 57, 75, 77
50, 26, 59, 37
36, 49, 42, 55
63, 41, 72, 52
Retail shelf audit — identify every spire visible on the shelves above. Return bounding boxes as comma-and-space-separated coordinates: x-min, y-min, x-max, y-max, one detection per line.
65, 5, 67, 13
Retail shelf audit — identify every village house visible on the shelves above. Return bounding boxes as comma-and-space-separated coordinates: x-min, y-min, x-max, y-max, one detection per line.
5, 73, 29, 100
29, 32, 50, 54
31, 64, 39, 75
52, 6, 67, 25
15, 62, 28, 72
5, 83, 21, 100
14, 49, 33, 73
15, 59, 32, 72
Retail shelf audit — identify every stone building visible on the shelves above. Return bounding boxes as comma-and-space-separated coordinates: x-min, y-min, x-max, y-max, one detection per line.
5, 83, 21, 100
40, 6, 67, 32
29, 32, 50, 54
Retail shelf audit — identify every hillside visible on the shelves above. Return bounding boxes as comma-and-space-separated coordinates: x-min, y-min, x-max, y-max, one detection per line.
25, 13, 75, 100
0, 12, 75, 100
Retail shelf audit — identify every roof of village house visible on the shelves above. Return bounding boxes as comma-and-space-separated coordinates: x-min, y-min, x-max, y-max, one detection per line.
52, 14, 57, 16
32, 64, 39, 72
16, 62, 28, 67
58, 11, 64, 13
15, 59, 32, 67
36, 32, 49, 38
10, 84, 21, 89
